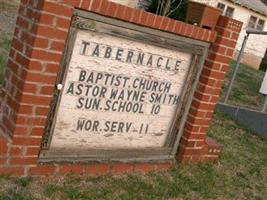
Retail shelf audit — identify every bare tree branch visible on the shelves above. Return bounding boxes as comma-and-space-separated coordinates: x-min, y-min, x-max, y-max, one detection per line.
166, 0, 184, 17
154, 0, 185, 17
156, 0, 161, 15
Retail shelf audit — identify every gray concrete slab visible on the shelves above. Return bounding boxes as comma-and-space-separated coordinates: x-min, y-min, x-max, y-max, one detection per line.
216, 103, 267, 139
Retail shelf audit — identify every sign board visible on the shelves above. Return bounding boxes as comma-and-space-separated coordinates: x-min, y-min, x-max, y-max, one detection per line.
40, 11, 208, 162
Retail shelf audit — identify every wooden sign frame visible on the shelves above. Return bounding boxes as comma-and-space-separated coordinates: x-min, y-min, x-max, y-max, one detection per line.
39, 10, 209, 163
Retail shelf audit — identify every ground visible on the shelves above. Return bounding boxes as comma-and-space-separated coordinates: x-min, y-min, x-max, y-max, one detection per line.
220, 61, 265, 110
0, 1, 266, 200
0, 0, 19, 82
0, 112, 266, 200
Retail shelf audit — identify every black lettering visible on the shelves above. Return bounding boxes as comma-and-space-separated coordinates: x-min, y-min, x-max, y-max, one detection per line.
92, 121, 99, 131
66, 83, 74, 95
117, 101, 126, 112
131, 90, 140, 101
139, 78, 147, 90
162, 93, 167, 104
158, 82, 165, 92
87, 72, 94, 83
132, 78, 139, 89
111, 121, 118, 132
104, 121, 110, 131
125, 102, 132, 112
76, 83, 83, 95
79, 70, 87, 81
168, 94, 174, 104
173, 95, 179, 105
104, 100, 111, 111
105, 47, 112, 58
132, 103, 139, 113
80, 41, 90, 55
112, 101, 119, 111
84, 120, 92, 131
164, 82, 172, 93
110, 89, 118, 99
116, 49, 123, 61
118, 122, 124, 133
126, 51, 134, 63
157, 57, 163, 68
122, 77, 130, 87
149, 93, 155, 103
114, 76, 121, 87
92, 99, 101, 109
76, 119, 85, 131
104, 73, 112, 85
92, 86, 100, 97
99, 87, 107, 98
118, 90, 124, 100
92, 44, 100, 57
154, 93, 162, 103
84, 85, 92, 96
126, 90, 133, 101
126, 123, 131, 132
137, 53, 144, 65
175, 60, 181, 71
95, 73, 103, 84
77, 97, 84, 108
146, 55, 153, 66
165, 58, 171, 70
152, 81, 159, 91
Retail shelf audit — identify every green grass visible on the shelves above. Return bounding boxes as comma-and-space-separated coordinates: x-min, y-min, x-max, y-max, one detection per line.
0, 111, 266, 200
220, 60, 265, 109
0, 0, 17, 84
15, 178, 32, 187
0, 1, 266, 199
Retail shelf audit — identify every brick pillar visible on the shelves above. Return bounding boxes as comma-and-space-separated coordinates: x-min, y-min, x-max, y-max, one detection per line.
0, 0, 242, 176
177, 16, 243, 163
0, 0, 75, 175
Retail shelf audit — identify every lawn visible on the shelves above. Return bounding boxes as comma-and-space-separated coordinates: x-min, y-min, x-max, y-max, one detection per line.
0, 0, 18, 84
0, 1, 266, 199
0, 34, 11, 82
0, 111, 266, 200
220, 61, 265, 110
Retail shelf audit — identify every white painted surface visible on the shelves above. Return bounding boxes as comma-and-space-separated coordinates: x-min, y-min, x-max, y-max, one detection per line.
111, 0, 267, 66
49, 29, 192, 150
193, 0, 267, 60
108, 0, 138, 7
260, 71, 267, 94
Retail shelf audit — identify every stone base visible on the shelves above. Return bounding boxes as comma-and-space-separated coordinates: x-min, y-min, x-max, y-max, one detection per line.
202, 137, 223, 161
177, 137, 223, 163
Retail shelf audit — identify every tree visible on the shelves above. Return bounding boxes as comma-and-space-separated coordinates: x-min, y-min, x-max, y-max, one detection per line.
146, 0, 188, 21
261, 0, 267, 6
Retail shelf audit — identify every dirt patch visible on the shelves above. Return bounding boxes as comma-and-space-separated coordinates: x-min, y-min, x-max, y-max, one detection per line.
0, 0, 19, 83
0, 0, 19, 36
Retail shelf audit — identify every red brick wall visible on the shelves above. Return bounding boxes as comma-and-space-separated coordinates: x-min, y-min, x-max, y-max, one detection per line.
0, 0, 242, 176
177, 17, 243, 163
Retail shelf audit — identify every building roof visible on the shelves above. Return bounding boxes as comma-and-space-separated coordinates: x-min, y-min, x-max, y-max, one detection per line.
229, 0, 267, 17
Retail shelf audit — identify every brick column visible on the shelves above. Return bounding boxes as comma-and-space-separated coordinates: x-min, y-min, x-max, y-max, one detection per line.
0, 0, 242, 176
177, 16, 243, 163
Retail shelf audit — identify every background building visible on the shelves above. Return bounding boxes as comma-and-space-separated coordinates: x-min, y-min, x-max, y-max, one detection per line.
193, 0, 267, 69
109, 0, 267, 69
109, 0, 139, 7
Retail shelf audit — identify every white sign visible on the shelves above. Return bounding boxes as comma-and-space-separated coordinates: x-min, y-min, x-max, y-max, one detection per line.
260, 71, 267, 95
49, 29, 192, 150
